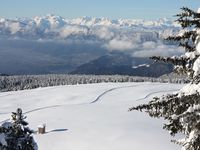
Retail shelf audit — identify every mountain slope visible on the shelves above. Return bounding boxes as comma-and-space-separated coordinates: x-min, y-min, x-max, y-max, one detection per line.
71, 53, 173, 77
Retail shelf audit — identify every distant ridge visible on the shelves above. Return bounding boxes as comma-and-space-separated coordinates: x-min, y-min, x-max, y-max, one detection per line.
71, 53, 173, 77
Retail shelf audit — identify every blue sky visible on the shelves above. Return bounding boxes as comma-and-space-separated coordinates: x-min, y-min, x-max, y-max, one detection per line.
1, 0, 200, 19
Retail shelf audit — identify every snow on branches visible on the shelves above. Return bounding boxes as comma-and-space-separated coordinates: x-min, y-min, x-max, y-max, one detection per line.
0, 108, 38, 150
130, 7, 200, 150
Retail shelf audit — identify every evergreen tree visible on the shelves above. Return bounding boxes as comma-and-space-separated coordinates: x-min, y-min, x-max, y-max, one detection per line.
130, 7, 200, 150
0, 108, 38, 150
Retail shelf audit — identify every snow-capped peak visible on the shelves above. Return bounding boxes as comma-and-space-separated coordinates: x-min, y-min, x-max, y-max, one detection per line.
0, 15, 177, 29
197, 8, 200, 13
0, 15, 180, 41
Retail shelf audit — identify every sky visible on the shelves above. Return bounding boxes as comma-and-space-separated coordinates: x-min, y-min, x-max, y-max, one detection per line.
0, 0, 200, 19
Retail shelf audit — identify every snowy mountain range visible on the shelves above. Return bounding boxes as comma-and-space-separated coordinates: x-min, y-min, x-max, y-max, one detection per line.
0, 15, 182, 75
0, 15, 179, 40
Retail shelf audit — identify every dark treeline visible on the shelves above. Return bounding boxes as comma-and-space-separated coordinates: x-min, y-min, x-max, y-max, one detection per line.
0, 74, 189, 92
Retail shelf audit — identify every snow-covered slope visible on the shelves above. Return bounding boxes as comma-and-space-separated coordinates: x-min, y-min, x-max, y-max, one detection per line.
0, 82, 184, 150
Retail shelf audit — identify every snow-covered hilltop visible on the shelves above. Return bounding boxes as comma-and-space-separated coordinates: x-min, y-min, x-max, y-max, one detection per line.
0, 15, 179, 40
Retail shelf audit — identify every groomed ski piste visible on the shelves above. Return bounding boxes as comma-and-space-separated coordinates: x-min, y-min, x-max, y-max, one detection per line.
0, 82, 184, 150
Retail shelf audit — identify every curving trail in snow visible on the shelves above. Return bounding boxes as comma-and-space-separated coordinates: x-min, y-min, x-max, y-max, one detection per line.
0, 83, 181, 124
91, 85, 181, 104
135, 89, 180, 101
1, 85, 142, 123
90, 85, 142, 104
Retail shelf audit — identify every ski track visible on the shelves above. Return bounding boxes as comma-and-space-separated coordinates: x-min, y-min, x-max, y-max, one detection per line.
90, 84, 142, 104
0, 83, 180, 124
135, 89, 180, 101
0, 85, 142, 124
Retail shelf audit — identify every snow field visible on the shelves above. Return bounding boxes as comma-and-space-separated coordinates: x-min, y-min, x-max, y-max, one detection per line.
0, 82, 184, 150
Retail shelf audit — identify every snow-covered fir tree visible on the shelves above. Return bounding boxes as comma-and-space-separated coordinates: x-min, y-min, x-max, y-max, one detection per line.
130, 7, 200, 150
0, 108, 38, 150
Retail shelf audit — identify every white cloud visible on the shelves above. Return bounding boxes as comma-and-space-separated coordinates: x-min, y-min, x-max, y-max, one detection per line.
8, 22, 21, 34
142, 41, 156, 49
105, 38, 135, 51
103, 35, 183, 57
132, 43, 184, 57
94, 27, 114, 40
59, 25, 89, 38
